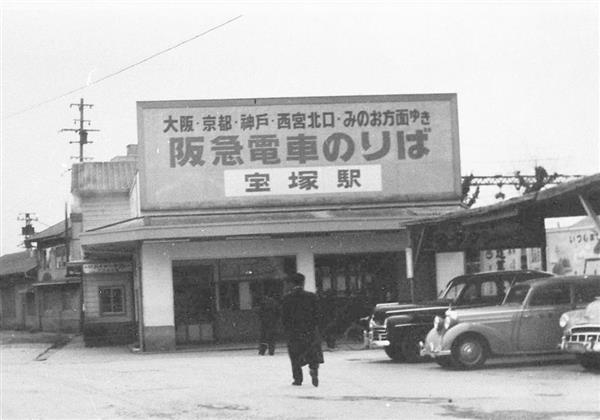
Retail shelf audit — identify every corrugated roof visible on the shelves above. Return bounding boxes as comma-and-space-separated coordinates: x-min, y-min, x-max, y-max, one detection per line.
0, 250, 38, 277
406, 172, 600, 227
71, 161, 136, 194
28, 220, 70, 242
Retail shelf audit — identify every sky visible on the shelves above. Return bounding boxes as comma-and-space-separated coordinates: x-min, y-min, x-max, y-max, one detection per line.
1, 1, 599, 256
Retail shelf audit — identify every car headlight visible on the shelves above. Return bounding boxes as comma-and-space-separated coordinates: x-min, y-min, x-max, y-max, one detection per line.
369, 317, 379, 329
559, 313, 569, 328
433, 315, 443, 330
444, 311, 458, 330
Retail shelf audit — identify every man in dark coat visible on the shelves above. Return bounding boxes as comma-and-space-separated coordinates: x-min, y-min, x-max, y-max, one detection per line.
258, 293, 280, 356
281, 272, 324, 387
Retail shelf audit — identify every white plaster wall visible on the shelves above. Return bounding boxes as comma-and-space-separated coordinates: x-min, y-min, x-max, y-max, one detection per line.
140, 243, 175, 326
435, 252, 465, 294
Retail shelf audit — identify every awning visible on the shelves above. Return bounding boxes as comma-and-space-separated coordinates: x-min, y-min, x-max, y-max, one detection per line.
79, 203, 462, 250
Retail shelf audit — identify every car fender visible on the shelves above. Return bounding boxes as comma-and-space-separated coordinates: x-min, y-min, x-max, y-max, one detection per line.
441, 322, 513, 354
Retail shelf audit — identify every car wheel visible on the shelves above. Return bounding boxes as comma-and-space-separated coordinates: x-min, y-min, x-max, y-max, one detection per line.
384, 345, 405, 361
400, 333, 424, 363
451, 334, 488, 370
576, 354, 600, 371
435, 356, 454, 369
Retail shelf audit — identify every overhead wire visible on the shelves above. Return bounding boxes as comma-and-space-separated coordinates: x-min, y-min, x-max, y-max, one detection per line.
4, 14, 243, 119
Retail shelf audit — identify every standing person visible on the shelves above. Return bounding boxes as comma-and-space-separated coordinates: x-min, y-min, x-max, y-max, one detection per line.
258, 293, 280, 356
281, 272, 324, 387
320, 289, 337, 349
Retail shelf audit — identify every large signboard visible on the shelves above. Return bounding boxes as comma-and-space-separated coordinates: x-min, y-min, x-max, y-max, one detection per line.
137, 94, 460, 210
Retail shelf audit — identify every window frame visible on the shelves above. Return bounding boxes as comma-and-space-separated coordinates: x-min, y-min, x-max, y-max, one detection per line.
98, 286, 126, 316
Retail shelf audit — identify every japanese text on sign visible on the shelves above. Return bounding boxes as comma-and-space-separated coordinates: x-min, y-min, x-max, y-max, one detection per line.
224, 165, 382, 196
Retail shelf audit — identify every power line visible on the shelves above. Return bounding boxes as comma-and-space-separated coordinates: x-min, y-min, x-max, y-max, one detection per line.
4, 14, 243, 119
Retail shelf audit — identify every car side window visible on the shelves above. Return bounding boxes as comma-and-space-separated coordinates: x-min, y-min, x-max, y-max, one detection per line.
574, 282, 600, 304
461, 283, 479, 302
529, 284, 571, 306
443, 282, 466, 300
480, 280, 501, 304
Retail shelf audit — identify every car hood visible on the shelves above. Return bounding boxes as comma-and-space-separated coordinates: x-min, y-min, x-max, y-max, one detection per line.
568, 298, 600, 328
372, 300, 450, 323
584, 298, 600, 322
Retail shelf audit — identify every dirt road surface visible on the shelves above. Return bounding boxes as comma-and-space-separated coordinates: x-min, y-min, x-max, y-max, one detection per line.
1, 334, 599, 419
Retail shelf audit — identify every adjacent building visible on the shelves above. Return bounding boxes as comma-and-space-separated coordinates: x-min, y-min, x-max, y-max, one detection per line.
0, 250, 38, 330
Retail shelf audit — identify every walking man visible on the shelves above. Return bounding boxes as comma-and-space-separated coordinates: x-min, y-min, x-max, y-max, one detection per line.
281, 272, 324, 387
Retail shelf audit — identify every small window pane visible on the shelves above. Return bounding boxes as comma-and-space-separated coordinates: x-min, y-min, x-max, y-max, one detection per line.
99, 287, 125, 314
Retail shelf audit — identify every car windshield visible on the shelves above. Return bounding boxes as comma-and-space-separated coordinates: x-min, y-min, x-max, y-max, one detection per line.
503, 284, 530, 305
438, 280, 467, 302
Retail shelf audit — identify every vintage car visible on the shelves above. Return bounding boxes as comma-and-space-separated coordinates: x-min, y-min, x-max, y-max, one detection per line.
373, 270, 552, 361
560, 296, 600, 370
421, 275, 600, 369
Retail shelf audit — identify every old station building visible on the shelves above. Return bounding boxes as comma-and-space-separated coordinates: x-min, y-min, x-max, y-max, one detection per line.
77, 94, 462, 351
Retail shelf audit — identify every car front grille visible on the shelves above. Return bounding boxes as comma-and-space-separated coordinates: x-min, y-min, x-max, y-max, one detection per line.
567, 326, 600, 343
372, 327, 387, 341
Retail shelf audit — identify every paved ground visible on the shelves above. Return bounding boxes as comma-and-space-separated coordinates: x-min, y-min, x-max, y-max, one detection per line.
1, 332, 599, 419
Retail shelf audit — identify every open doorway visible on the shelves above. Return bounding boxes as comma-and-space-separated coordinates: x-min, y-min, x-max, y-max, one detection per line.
172, 264, 215, 345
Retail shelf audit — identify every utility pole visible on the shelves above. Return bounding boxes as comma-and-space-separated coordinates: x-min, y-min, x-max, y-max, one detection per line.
17, 212, 38, 248
60, 98, 98, 162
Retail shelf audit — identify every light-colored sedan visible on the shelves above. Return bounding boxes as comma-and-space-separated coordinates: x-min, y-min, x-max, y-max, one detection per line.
560, 296, 600, 370
421, 275, 600, 369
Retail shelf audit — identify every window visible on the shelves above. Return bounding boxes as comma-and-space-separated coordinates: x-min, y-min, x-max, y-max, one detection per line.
574, 282, 600, 304
529, 284, 571, 306
504, 284, 530, 305
481, 280, 499, 297
54, 245, 67, 269
249, 279, 284, 308
218, 282, 239, 311
440, 280, 466, 301
461, 283, 480, 302
99, 287, 125, 315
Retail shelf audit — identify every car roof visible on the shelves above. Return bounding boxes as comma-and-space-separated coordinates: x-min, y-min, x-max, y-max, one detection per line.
450, 270, 551, 283
516, 275, 600, 288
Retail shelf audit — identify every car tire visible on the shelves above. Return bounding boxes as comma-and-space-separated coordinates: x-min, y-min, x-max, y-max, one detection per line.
450, 334, 488, 370
400, 333, 425, 363
576, 354, 600, 371
435, 356, 454, 369
384, 345, 405, 361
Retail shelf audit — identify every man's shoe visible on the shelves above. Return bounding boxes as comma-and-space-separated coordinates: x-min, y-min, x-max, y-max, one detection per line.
309, 369, 319, 387
292, 381, 302, 386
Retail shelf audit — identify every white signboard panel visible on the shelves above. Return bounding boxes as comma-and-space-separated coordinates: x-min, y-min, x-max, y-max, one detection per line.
137, 94, 460, 210
223, 165, 382, 197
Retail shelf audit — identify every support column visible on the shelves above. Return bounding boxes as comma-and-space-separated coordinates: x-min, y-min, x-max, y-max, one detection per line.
296, 251, 316, 292
140, 243, 176, 352
405, 248, 415, 303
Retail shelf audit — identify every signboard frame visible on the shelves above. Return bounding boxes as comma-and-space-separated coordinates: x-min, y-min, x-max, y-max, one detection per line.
137, 93, 461, 211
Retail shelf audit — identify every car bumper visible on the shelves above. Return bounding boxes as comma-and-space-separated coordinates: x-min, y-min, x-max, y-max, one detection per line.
560, 338, 600, 354
420, 329, 451, 358
367, 330, 390, 348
